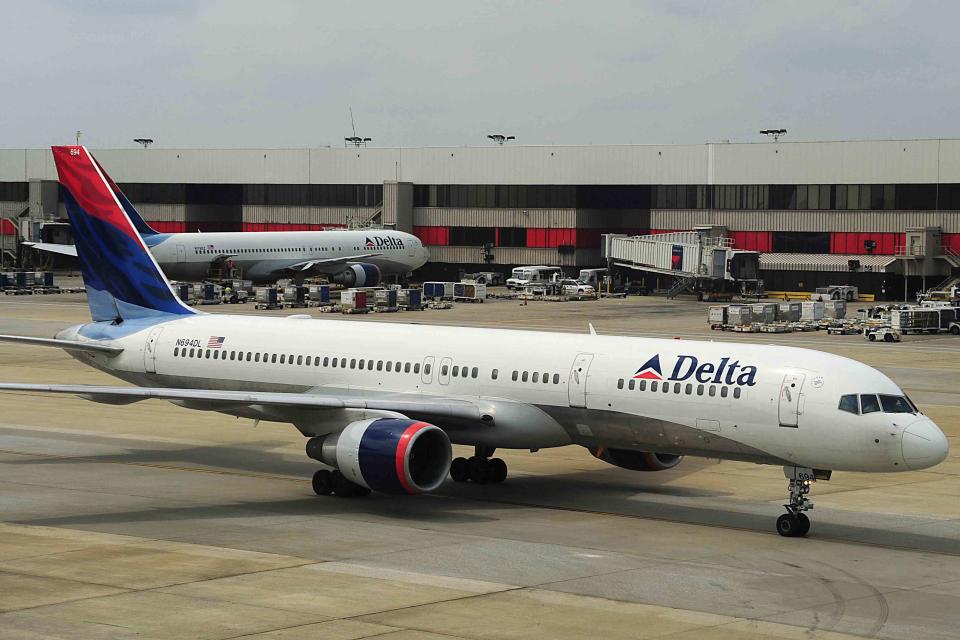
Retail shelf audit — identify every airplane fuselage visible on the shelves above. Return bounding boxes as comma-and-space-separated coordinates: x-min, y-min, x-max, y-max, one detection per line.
58, 314, 944, 474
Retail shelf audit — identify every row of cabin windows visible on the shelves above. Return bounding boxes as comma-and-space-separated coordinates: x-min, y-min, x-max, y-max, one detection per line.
509, 370, 562, 384
440, 364, 479, 379
172, 346, 427, 374
616, 377, 742, 399
195, 247, 341, 254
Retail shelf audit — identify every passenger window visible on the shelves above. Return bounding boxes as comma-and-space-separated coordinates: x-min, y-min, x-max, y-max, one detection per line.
662, 382, 669, 393
639, 380, 646, 391
174, 347, 179, 357
213, 351, 219, 360
254, 353, 259, 362
367, 359, 373, 370
377, 361, 383, 371
879, 395, 914, 413
628, 379, 635, 390
396, 361, 402, 372
522, 371, 529, 382
441, 364, 448, 375
733, 388, 741, 399
424, 363, 431, 374
271, 354, 277, 364
452, 365, 458, 376
512, 370, 518, 381
532, 372, 539, 383
206, 350, 212, 359
860, 394, 881, 414
350, 359, 356, 369
651, 381, 658, 391
305, 356, 311, 366
280, 355, 286, 364
838, 394, 859, 414
289, 354, 295, 364
553, 373, 560, 384
414, 363, 421, 374
709, 385, 716, 397
323, 357, 329, 366
473, 367, 479, 378
230, 351, 236, 361
721, 387, 728, 398
697, 384, 704, 396
542, 372, 548, 383
315, 357, 320, 367
674, 383, 681, 393
685, 384, 692, 395
332, 358, 339, 368
405, 363, 411, 373
492, 368, 499, 380
359, 360, 365, 370
340, 358, 346, 368
297, 355, 303, 365
388, 361, 394, 372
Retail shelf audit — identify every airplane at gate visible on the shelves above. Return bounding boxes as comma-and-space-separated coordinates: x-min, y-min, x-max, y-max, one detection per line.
25, 154, 429, 286
0, 146, 948, 538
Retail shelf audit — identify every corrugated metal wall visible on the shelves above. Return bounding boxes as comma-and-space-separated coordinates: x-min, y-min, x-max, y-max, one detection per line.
241, 205, 378, 226
651, 209, 960, 233
426, 246, 600, 267
0, 201, 27, 216
414, 207, 578, 228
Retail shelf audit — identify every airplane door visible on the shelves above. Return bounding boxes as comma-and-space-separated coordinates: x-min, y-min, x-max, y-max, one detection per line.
778, 373, 806, 427
143, 326, 164, 374
176, 245, 186, 263
438, 357, 452, 385
567, 353, 594, 408
421, 356, 435, 384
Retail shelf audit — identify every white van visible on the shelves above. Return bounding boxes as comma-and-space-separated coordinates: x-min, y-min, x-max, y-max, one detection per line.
506, 266, 563, 290
577, 268, 608, 289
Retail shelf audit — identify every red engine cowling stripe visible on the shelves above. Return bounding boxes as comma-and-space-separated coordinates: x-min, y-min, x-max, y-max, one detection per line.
395, 421, 430, 494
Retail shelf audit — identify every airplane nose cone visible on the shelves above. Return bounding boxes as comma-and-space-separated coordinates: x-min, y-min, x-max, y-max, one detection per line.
901, 419, 949, 470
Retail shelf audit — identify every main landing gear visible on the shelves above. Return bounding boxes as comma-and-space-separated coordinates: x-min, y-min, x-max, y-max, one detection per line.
312, 469, 371, 498
777, 466, 819, 537
449, 446, 508, 484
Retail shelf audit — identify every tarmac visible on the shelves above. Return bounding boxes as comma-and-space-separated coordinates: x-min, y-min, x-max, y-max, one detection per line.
0, 287, 958, 639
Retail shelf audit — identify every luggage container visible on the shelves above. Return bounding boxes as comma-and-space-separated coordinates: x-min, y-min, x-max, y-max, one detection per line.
777, 302, 802, 322
341, 289, 369, 313
375, 288, 398, 310
32, 271, 54, 287
751, 303, 777, 324
174, 283, 191, 303
423, 281, 455, 299
308, 285, 331, 304
398, 288, 422, 310
800, 301, 825, 321
0, 272, 12, 289
892, 308, 941, 334
727, 305, 753, 325
254, 287, 281, 309
16, 272, 35, 288
708, 306, 727, 325
454, 281, 486, 302
283, 285, 308, 307
823, 300, 846, 319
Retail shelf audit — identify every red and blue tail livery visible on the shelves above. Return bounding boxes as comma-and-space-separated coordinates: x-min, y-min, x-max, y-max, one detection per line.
632, 354, 663, 380
51, 146, 196, 322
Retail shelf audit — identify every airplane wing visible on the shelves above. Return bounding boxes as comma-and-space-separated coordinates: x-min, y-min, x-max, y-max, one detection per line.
0, 335, 122, 355
22, 242, 78, 257
0, 383, 492, 423
282, 254, 382, 272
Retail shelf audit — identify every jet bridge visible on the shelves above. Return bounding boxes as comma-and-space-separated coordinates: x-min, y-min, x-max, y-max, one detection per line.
603, 227, 763, 299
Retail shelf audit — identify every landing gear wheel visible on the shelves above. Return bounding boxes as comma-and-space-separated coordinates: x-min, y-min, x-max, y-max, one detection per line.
487, 458, 508, 483
450, 457, 469, 482
778, 466, 816, 537
312, 469, 334, 496
467, 456, 490, 484
331, 470, 371, 497
777, 514, 801, 537
796, 513, 811, 537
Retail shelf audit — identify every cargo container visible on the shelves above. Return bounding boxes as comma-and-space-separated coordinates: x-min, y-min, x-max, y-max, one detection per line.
341, 289, 368, 311
255, 287, 280, 309
751, 303, 777, 324
423, 281, 455, 299
777, 302, 802, 322
308, 285, 331, 303
727, 305, 753, 325
800, 301, 825, 321
15, 272, 34, 288
399, 288, 422, 310
375, 288, 398, 309
823, 300, 846, 319
454, 281, 486, 302
174, 283, 191, 303
892, 308, 942, 334
708, 306, 727, 325
0, 272, 13, 289
283, 285, 307, 306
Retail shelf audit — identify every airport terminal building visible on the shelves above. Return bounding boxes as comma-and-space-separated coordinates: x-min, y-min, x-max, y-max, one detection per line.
2, 138, 960, 298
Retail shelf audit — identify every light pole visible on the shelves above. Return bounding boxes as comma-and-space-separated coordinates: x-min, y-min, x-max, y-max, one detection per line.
134, 138, 154, 149
487, 134, 516, 145
75, 130, 82, 145
760, 129, 787, 142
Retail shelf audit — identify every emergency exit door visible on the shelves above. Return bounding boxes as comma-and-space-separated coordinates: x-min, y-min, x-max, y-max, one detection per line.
568, 353, 594, 408
143, 326, 164, 374
778, 373, 805, 427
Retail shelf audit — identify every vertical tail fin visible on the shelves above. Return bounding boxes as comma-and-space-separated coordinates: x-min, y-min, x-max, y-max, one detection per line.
91, 156, 158, 237
52, 146, 196, 322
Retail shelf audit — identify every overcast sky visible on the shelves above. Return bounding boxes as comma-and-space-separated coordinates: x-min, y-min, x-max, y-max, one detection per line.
2, 0, 958, 149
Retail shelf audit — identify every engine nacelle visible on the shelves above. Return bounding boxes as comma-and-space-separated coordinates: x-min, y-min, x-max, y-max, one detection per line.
306, 418, 451, 494
333, 263, 381, 288
588, 447, 683, 471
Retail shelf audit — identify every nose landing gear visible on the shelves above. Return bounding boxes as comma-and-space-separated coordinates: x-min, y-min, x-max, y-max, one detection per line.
777, 466, 820, 537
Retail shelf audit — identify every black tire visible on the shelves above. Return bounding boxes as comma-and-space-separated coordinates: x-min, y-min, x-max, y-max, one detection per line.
312, 469, 334, 496
467, 456, 489, 484
952, 325, 960, 335
776, 513, 800, 537
796, 513, 811, 537
487, 458, 508, 483
884, 333, 894, 342
450, 457, 469, 482
868, 333, 876, 341
846, 291, 854, 302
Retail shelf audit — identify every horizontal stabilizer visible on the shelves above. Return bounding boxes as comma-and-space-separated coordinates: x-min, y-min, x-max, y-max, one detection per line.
0, 335, 123, 355
22, 242, 79, 257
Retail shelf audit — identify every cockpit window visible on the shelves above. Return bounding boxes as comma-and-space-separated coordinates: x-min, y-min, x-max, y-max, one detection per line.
879, 394, 915, 414
860, 394, 881, 414
838, 394, 859, 414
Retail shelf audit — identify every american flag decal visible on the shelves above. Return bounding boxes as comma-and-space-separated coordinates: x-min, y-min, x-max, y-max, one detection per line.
207, 336, 225, 349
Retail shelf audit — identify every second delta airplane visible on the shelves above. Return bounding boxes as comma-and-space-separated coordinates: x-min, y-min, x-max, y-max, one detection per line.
26, 153, 429, 286
0, 146, 948, 538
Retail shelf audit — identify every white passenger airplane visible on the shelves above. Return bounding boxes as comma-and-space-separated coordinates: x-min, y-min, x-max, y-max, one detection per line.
26, 155, 429, 286
0, 146, 948, 537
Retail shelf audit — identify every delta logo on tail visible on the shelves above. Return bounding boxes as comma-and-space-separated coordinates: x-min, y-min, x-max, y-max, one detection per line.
633, 354, 758, 386
632, 355, 663, 380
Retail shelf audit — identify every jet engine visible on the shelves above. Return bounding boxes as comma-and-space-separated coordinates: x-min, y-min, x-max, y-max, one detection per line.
333, 263, 381, 288
588, 446, 682, 471
306, 418, 452, 494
